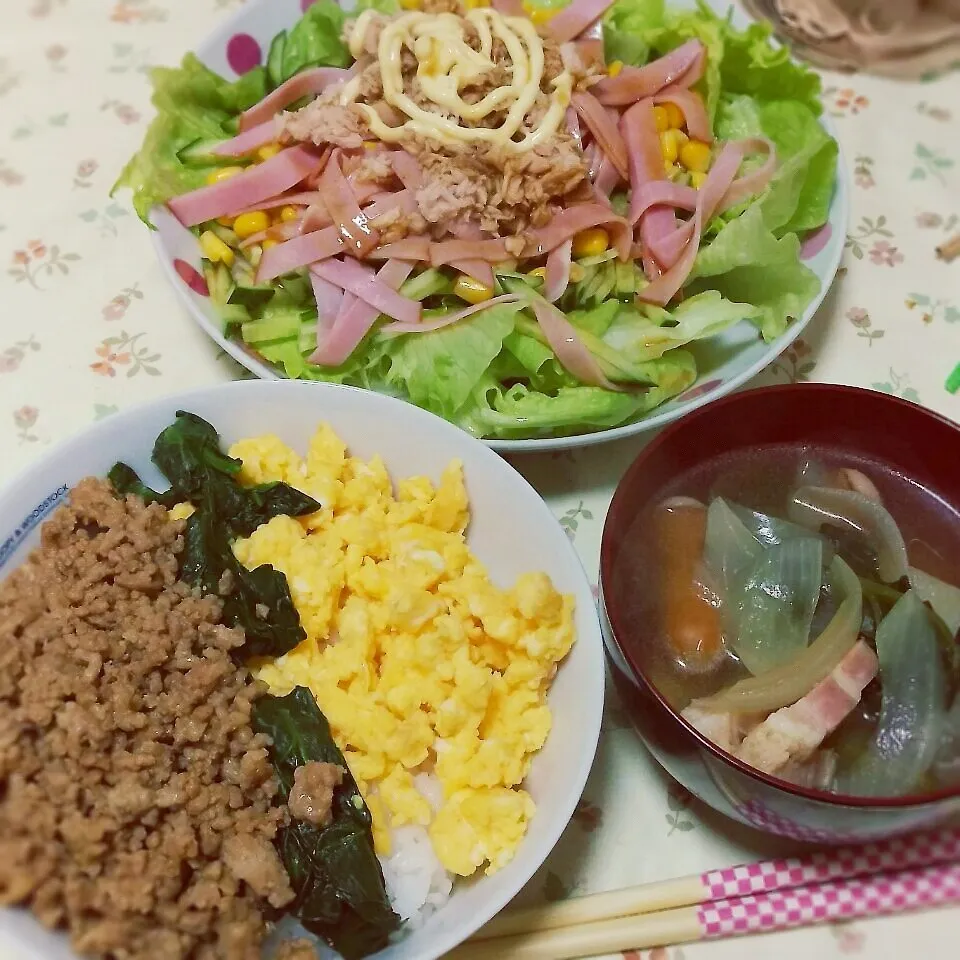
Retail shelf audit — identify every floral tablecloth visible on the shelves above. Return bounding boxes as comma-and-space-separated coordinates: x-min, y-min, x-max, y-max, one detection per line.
1, 1, 958, 958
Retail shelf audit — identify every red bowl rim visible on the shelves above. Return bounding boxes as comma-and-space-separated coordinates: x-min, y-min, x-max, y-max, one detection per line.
600, 382, 960, 810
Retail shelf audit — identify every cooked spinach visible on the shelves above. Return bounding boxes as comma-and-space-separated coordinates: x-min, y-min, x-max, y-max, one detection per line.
252, 688, 400, 959
109, 410, 320, 657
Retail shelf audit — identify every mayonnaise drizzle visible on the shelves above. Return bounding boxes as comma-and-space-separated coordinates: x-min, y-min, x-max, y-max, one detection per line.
344, 9, 572, 153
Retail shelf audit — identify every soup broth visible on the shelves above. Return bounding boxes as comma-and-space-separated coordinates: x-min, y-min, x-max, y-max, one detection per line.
612, 442, 960, 797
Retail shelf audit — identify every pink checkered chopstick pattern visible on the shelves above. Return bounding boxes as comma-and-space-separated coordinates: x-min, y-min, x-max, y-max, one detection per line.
697, 862, 960, 938
700, 826, 960, 900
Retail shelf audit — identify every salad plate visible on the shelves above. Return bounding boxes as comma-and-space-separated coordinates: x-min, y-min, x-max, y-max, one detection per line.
125, 0, 848, 452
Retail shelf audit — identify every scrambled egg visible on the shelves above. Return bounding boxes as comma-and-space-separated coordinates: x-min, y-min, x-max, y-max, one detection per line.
229, 425, 575, 877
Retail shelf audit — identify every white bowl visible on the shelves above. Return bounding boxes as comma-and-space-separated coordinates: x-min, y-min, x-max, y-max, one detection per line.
0, 379, 605, 960
148, 0, 849, 454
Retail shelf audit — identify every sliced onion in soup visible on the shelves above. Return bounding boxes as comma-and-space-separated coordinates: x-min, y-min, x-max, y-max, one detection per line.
695, 557, 862, 714
703, 498, 763, 599
788, 486, 909, 584
727, 501, 830, 555
910, 566, 960, 635
726, 538, 824, 676
838, 590, 946, 797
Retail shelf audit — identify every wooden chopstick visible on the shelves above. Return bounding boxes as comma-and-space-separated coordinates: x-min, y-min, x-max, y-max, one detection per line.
451, 862, 960, 960
472, 826, 960, 941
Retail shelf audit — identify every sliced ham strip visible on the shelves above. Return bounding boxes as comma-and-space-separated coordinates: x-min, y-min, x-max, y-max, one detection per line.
491, 0, 525, 14
715, 137, 777, 211
231, 191, 322, 218
572, 38, 605, 70
381, 294, 522, 336
735, 641, 879, 777
311, 256, 421, 325
452, 260, 496, 287
621, 99, 666, 225
638, 142, 744, 306
389, 151, 424, 190
636, 139, 776, 269
653, 88, 713, 143
548, 0, 616, 44
594, 153, 621, 197
532, 297, 620, 390
525, 203, 632, 261
566, 106, 583, 150
309, 259, 414, 366
572, 91, 630, 181
239, 66, 352, 131
430, 239, 512, 266
169, 146, 323, 227
544, 239, 573, 303
211, 120, 279, 157
368, 237, 432, 261
256, 225, 345, 282
310, 271, 344, 352
318, 153, 379, 257
592, 40, 705, 106
238, 219, 302, 250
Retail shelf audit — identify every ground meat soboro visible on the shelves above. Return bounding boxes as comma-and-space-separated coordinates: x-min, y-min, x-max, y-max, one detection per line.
0, 478, 294, 960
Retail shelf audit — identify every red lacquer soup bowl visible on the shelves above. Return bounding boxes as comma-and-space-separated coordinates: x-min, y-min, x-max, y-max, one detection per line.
600, 383, 960, 843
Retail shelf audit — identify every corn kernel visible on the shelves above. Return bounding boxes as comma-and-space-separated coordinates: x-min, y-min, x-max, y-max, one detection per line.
232, 210, 270, 240
690, 171, 708, 190
200, 230, 234, 266
453, 274, 494, 304
462, 0, 489, 8
529, 267, 547, 280
399, 0, 421, 8
262, 238, 279, 251
680, 139, 712, 174
279, 205, 301, 223
524, 2, 556, 26
248, 245, 263, 268
659, 130, 679, 164
652, 105, 670, 133
663, 102, 685, 129
362, 140, 379, 151
206, 166, 244, 186
571, 227, 609, 259
256, 143, 282, 162
607, 60, 624, 78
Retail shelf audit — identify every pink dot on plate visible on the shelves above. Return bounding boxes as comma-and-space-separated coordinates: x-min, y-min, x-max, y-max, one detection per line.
800, 222, 833, 261
174, 258, 209, 297
226, 33, 263, 75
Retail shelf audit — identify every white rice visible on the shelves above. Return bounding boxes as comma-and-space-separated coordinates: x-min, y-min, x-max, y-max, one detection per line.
379, 773, 453, 930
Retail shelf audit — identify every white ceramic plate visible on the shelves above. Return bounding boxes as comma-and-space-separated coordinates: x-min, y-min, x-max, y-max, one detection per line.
150, 0, 849, 454
0, 379, 605, 960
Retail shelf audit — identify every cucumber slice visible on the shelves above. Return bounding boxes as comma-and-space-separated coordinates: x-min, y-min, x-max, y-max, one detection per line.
266, 32, 287, 90
400, 268, 452, 301
219, 303, 250, 331
202, 261, 235, 306
177, 138, 237, 167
